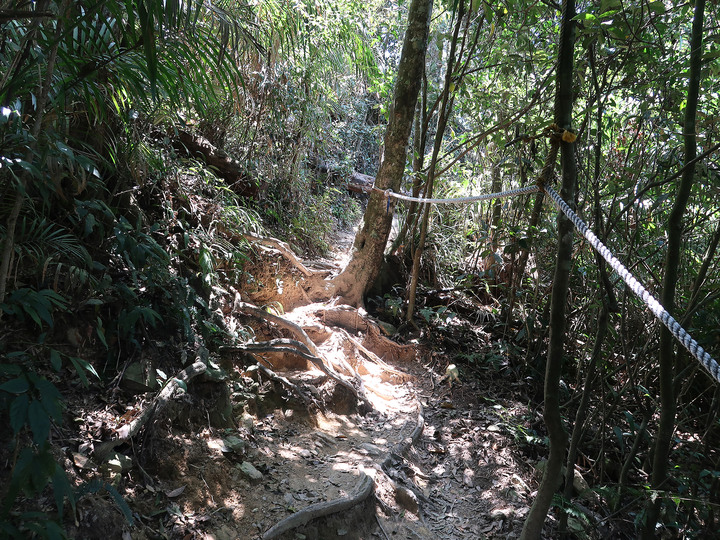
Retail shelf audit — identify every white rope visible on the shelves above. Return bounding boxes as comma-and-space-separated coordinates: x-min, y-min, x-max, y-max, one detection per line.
544, 185, 720, 383
374, 177, 718, 382
381, 184, 540, 204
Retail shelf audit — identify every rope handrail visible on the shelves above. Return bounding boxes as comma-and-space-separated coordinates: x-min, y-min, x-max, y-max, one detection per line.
370, 177, 720, 384
375, 184, 540, 204
543, 185, 720, 383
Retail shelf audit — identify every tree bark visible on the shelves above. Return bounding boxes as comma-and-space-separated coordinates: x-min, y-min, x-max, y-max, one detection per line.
642, 0, 705, 536
520, 1, 576, 538
390, 97, 427, 254
330, 0, 433, 307
490, 155, 502, 251
406, 1, 467, 321
174, 130, 258, 197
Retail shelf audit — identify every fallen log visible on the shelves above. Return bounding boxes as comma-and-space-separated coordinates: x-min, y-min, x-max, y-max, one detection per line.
174, 130, 258, 197
94, 361, 207, 462
348, 171, 375, 194
241, 234, 313, 277
306, 155, 375, 194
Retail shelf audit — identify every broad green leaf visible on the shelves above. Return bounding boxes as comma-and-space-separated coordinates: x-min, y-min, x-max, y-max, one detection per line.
52, 467, 74, 519
28, 399, 51, 445
0, 363, 22, 374
50, 349, 62, 371
647, 1, 666, 14
96, 316, 109, 348
84, 212, 97, 237
69, 357, 99, 387
55, 140, 75, 159
0, 376, 29, 393
10, 393, 30, 433
15, 159, 42, 178
32, 301, 53, 328
139, 0, 158, 100
35, 379, 63, 422
613, 426, 624, 454
577, 13, 597, 22
45, 520, 65, 540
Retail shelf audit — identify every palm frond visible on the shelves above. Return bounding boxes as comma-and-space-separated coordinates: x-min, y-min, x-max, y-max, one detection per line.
14, 216, 91, 271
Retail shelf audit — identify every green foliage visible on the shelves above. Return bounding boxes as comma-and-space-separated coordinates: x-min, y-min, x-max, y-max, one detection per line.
0, 512, 68, 540
551, 494, 592, 539
289, 184, 361, 254
383, 293, 404, 319
418, 305, 456, 328
495, 407, 545, 448
0, 1, 375, 538
0, 289, 68, 329
455, 349, 506, 371
0, 0, 719, 536
0, 363, 74, 537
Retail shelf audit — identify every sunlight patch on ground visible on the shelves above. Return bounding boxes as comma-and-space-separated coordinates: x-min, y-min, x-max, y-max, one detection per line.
315, 412, 366, 439
330, 221, 360, 268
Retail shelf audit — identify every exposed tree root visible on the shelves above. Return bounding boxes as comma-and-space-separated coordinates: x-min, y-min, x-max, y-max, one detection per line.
255, 363, 320, 409
226, 338, 319, 364
234, 301, 372, 410
381, 406, 425, 471
313, 304, 416, 362
242, 234, 316, 277
261, 406, 425, 539
380, 406, 430, 510
347, 334, 412, 380
94, 361, 207, 462
262, 473, 375, 539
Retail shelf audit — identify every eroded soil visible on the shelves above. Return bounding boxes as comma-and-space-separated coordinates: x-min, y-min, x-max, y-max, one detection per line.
16, 224, 553, 540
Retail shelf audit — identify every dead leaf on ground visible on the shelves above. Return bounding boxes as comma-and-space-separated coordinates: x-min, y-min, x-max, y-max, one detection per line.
166, 485, 186, 498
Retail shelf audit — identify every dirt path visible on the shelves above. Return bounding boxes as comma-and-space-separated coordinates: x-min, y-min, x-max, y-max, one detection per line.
194, 224, 540, 539
191, 270, 536, 538
63, 221, 541, 540
137, 339, 535, 539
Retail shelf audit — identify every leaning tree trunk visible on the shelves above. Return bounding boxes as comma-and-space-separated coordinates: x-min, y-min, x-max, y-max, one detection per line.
520, 1, 576, 539
642, 0, 705, 536
331, 0, 433, 307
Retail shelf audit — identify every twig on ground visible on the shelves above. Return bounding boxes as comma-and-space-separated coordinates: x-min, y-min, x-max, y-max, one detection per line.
376, 515, 391, 540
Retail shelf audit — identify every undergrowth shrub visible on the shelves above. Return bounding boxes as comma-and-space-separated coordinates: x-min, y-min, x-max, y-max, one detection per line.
0, 125, 265, 536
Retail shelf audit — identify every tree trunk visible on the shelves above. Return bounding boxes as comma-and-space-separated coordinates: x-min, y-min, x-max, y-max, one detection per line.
520, 1, 576, 538
490, 156, 502, 251
390, 97, 427, 255
642, 0, 705, 536
558, 77, 621, 531
330, 0, 433, 307
488, 146, 502, 293
406, 1, 467, 321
